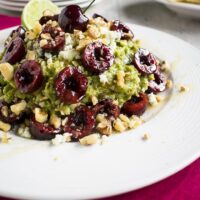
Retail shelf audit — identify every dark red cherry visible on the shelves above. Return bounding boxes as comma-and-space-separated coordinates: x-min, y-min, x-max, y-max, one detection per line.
39, 14, 58, 25
3, 37, 26, 64
39, 25, 65, 53
133, 48, 157, 74
30, 116, 61, 140
14, 60, 43, 93
92, 99, 120, 119
55, 67, 88, 104
121, 93, 148, 116
5, 26, 26, 48
148, 67, 167, 94
82, 41, 114, 74
64, 105, 95, 139
0, 101, 25, 124
110, 20, 134, 40
58, 5, 89, 33
93, 13, 108, 22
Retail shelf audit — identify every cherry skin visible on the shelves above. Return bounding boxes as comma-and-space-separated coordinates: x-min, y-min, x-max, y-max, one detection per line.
3, 37, 26, 65
14, 60, 43, 93
64, 105, 95, 139
121, 93, 148, 116
30, 116, 61, 140
0, 101, 25, 124
133, 48, 157, 74
82, 41, 114, 74
58, 5, 89, 33
55, 67, 88, 104
92, 99, 120, 119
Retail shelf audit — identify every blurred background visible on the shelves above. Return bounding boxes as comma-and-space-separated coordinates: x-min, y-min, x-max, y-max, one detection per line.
0, 0, 199, 48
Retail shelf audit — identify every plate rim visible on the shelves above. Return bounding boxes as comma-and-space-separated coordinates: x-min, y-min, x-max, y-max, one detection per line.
0, 24, 200, 200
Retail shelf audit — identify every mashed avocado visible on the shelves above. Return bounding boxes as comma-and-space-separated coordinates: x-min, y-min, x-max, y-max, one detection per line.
0, 36, 149, 115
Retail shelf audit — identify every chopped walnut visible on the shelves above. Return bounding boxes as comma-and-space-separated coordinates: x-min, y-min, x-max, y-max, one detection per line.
79, 134, 99, 145
142, 133, 149, 141
91, 96, 98, 105
113, 118, 128, 132
116, 71, 125, 88
97, 117, 112, 135
1, 132, 11, 144
87, 25, 100, 39
166, 79, 173, 89
179, 85, 189, 92
39, 39, 48, 47
0, 121, 11, 132
26, 50, 36, 60
76, 38, 93, 50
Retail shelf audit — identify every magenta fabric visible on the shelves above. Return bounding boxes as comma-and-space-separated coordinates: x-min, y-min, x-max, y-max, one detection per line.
0, 14, 21, 30
0, 14, 200, 200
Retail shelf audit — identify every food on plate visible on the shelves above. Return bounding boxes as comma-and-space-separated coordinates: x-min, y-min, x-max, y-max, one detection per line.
0, 1, 172, 145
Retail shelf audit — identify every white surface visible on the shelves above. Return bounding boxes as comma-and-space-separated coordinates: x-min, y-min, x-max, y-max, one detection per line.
0, 24, 200, 200
155, 0, 200, 18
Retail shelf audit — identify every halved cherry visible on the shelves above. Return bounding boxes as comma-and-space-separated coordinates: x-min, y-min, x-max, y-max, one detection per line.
110, 20, 134, 40
148, 67, 167, 94
5, 26, 26, 48
14, 60, 43, 93
55, 67, 88, 104
121, 93, 148, 116
64, 105, 95, 139
0, 101, 25, 124
133, 48, 157, 74
92, 99, 120, 119
3, 37, 26, 65
29, 116, 61, 140
82, 41, 114, 74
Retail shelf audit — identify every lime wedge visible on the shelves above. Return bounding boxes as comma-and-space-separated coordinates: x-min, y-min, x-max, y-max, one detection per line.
22, 0, 59, 30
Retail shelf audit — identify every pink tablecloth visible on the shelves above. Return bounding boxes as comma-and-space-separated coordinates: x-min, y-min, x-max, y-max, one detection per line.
0, 14, 200, 200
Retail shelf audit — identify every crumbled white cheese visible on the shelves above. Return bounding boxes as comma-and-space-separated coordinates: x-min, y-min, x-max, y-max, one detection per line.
44, 52, 52, 59
64, 44, 73, 51
99, 73, 108, 84
65, 34, 73, 45
59, 49, 79, 61
51, 133, 72, 145
17, 126, 31, 139
52, 134, 66, 145
148, 93, 158, 106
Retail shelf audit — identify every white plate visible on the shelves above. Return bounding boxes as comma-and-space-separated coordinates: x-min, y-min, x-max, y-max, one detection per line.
156, 0, 200, 18
0, 0, 101, 11
0, 24, 200, 200
0, 0, 89, 6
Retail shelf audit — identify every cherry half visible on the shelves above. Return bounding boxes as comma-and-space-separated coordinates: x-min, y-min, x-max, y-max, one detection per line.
0, 101, 25, 124
58, 5, 89, 33
133, 48, 157, 74
121, 93, 148, 116
55, 67, 88, 104
14, 60, 43, 93
148, 67, 167, 94
30, 116, 61, 140
64, 105, 95, 139
5, 26, 26, 48
3, 37, 26, 65
82, 41, 114, 74
92, 99, 120, 119
110, 20, 134, 40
